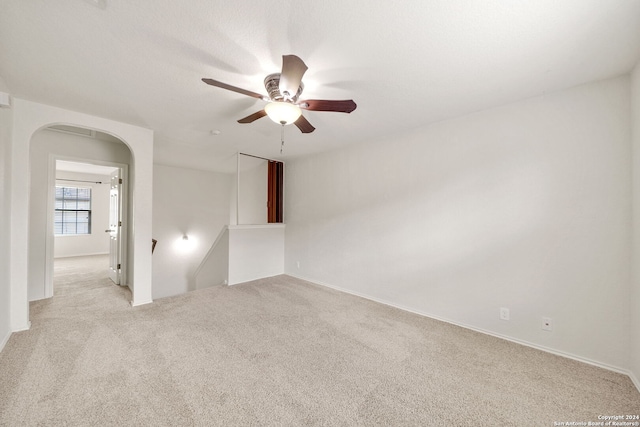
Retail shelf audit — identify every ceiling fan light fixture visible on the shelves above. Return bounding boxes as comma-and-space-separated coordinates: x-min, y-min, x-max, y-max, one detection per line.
265, 101, 301, 125
202, 54, 356, 134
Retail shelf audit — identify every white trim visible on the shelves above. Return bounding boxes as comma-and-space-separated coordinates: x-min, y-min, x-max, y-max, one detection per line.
0, 330, 11, 353
228, 224, 286, 230
54, 251, 109, 259
44, 154, 56, 297
236, 152, 240, 225
629, 371, 640, 394
12, 321, 31, 333
287, 273, 638, 388
130, 299, 153, 307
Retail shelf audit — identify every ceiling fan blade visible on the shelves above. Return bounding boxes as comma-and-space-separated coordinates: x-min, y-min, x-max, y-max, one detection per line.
202, 78, 266, 100
294, 115, 315, 133
279, 55, 308, 100
238, 110, 267, 124
299, 99, 357, 113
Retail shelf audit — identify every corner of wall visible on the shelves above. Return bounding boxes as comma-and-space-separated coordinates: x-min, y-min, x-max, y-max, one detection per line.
0, 99, 13, 349
630, 60, 640, 392
0, 329, 11, 353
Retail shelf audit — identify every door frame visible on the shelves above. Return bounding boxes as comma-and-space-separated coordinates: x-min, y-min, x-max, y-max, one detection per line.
108, 168, 123, 285
44, 154, 129, 298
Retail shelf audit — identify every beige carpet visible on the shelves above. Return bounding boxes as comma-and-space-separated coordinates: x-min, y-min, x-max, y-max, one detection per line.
1, 255, 638, 426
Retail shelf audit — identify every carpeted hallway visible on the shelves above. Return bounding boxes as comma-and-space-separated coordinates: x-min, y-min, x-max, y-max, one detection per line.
0, 255, 639, 426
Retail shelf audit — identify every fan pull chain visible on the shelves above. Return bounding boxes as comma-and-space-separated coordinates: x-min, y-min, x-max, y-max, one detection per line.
280, 123, 285, 154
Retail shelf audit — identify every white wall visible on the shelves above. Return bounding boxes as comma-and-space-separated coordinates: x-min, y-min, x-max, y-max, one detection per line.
152, 164, 233, 299
10, 99, 154, 331
0, 102, 12, 351
228, 225, 285, 285
194, 227, 229, 290
631, 62, 640, 388
54, 170, 111, 259
285, 76, 632, 371
238, 156, 268, 224
28, 130, 130, 301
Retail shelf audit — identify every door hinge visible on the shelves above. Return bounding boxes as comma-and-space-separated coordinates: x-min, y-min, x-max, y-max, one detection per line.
119, 178, 123, 184
117, 263, 121, 270
119, 221, 122, 227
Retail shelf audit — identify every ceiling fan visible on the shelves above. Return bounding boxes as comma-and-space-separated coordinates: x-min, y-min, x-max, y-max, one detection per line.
202, 55, 356, 134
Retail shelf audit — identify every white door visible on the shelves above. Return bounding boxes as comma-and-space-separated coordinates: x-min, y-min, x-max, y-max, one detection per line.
107, 169, 122, 284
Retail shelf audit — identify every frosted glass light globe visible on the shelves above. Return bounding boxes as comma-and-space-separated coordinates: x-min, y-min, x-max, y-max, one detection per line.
264, 101, 302, 125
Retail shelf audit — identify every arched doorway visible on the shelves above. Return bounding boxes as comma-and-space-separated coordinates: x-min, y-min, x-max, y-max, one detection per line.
28, 124, 131, 301
8, 99, 154, 332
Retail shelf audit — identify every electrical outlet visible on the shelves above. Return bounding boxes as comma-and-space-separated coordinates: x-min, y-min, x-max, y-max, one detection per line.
500, 307, 510, 321
542, 317, 553, 331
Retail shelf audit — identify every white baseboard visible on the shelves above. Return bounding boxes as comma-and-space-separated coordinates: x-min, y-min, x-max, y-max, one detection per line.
1, 320, 31, 353
13, 321, 31, 332
130, 299, 153, 307
629, 371, 640, 394
54, 252, 109, 259
0, 330, 11, 353
287, 273, 639, 392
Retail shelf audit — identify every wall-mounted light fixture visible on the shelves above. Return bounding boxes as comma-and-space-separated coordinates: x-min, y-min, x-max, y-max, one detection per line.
174, 233, 196, 253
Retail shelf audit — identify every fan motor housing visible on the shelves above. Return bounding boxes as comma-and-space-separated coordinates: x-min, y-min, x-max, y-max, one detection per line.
264, 73, 304, 102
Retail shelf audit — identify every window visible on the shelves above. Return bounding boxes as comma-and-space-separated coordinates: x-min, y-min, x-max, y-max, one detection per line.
54, 186, 91, 235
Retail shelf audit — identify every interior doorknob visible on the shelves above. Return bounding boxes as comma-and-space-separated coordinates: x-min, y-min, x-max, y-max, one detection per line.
105, 229, 114, 233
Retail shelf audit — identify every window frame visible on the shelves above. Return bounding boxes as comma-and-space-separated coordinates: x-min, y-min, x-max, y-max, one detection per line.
54, 185, 92, 236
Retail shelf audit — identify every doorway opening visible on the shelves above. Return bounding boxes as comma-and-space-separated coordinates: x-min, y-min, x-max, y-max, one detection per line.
27, 124, 132, 303
50, 159, 127, 299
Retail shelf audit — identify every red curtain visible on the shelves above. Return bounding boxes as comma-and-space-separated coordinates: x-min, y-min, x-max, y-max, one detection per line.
267, 161, 283, 223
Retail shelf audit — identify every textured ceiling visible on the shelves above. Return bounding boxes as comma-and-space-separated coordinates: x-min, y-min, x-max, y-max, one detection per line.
1, 0, 640, 171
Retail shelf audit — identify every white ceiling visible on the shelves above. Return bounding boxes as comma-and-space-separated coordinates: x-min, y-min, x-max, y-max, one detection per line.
1, 1, 639, 171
